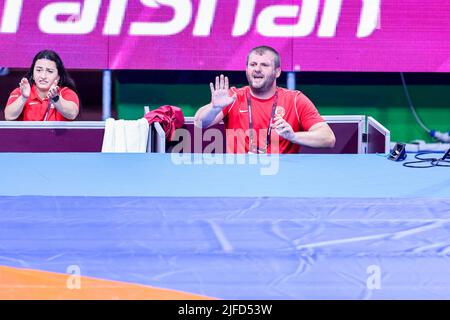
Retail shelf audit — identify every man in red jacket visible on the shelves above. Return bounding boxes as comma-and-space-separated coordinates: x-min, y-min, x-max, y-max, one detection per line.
194, 46, 335, 154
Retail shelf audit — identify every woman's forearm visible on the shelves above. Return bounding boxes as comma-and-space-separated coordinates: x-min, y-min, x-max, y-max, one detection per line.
4, 96, 27, 121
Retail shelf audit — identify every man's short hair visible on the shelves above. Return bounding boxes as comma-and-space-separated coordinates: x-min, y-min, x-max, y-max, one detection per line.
246, 46, 281, 69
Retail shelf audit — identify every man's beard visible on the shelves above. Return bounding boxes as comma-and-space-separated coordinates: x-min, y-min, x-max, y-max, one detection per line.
247, 73, 276, 94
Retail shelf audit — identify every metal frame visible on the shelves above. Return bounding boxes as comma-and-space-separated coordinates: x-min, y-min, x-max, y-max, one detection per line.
367, 116, 391, 154
183, 115, 366, 154
0, 121, 153, 152
322, 115, 365, 154
152, 122, 166, 153
0, 115, 380, 154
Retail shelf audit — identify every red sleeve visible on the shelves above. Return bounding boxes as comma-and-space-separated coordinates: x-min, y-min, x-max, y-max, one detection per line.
60, 87, 80, 110
296, 92, 324, 131
5, 88, 22, 107
222, 87, 240, 117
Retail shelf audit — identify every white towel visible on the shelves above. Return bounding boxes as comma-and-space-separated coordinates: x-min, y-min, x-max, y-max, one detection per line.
137, 118, 150, 152
101, 118, 149, 153
101, 118, 115, 152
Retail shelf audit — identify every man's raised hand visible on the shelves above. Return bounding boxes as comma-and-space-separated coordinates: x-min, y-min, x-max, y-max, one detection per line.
210, 74, 236, 109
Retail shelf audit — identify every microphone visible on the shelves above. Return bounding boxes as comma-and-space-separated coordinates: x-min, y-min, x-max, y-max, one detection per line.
430, 130, 450, 143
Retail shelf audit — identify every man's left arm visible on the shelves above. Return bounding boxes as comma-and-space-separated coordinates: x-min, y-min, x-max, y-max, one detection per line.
272, 118, 336, 148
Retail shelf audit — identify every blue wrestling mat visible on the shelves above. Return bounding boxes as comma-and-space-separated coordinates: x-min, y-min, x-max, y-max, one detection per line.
1, 153, 449, 299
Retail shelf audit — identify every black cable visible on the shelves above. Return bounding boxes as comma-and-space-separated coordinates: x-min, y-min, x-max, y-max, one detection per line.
432, 159, 450, 167
400, 73, 430, 134
403, 152, 450, 168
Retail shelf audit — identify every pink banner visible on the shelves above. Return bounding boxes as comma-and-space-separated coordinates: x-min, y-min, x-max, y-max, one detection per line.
0, 0, 449, 71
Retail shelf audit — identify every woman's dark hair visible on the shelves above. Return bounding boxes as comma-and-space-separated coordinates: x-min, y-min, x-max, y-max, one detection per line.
25, 50, 77, 92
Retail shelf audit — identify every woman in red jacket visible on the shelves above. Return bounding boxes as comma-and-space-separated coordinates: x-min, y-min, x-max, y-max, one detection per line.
5, 50, 79, 121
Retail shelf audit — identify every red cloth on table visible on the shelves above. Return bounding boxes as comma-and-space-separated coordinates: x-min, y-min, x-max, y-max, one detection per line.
144, 105, 185, 140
